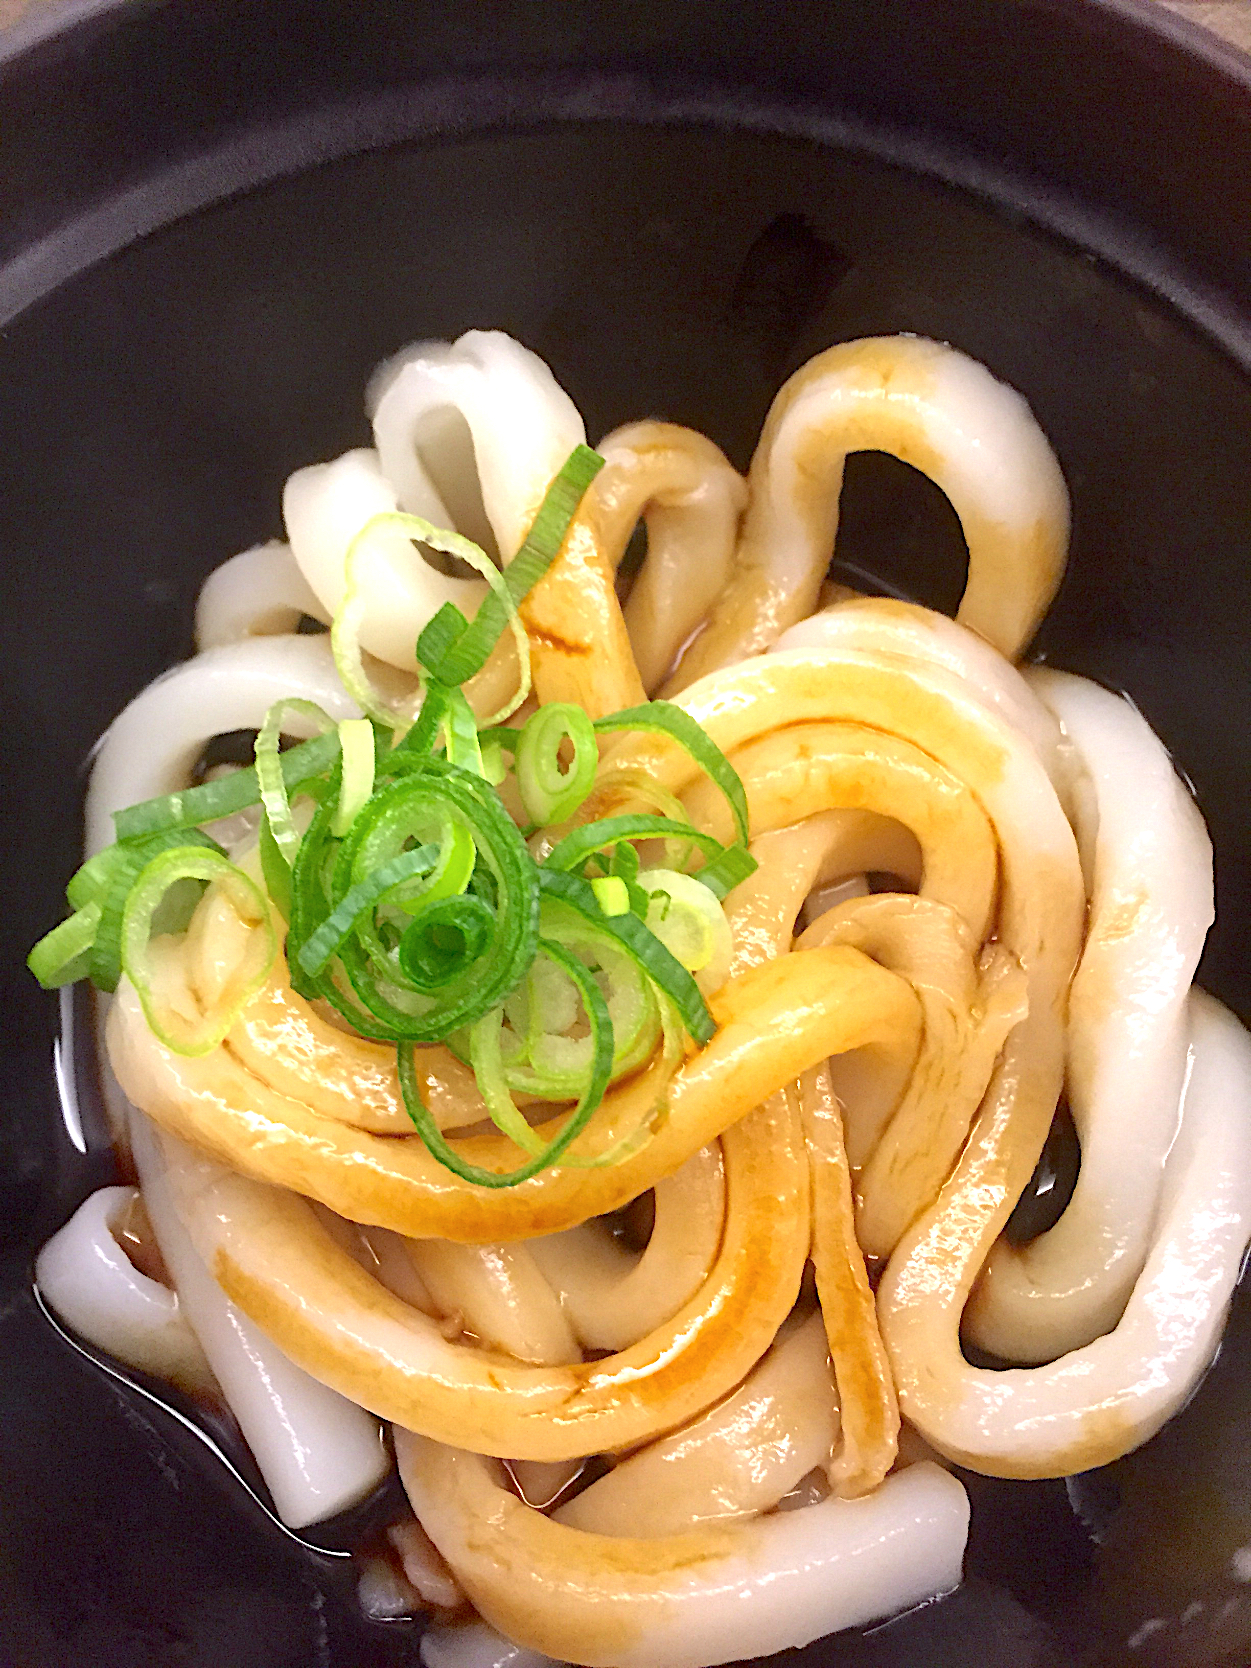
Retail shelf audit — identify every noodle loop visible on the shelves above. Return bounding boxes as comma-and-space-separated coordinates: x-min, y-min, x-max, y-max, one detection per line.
51, 329, 1251, 1665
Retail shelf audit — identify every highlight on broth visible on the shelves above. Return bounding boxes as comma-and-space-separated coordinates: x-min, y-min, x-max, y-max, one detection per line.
29, 329, 1251, 1668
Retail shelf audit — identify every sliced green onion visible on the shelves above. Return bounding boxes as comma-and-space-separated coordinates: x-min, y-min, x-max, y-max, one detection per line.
332, 718, 376, 836
552, 990, 682, 1169
400, 936, 613, 1186
121, 847, 277, 1056
388, 682, 488, 778
333, 510, 530, 730
514, 702, 598, 826
591, 875, 630, 917
295, 845, 441, 978
259, 814, 293, 921
479, 737, 509, 786
413, 604, 467, 678
389, 679, 452, 766
609, 838, 652, 917
113, 730, 342, 841
397, 894, 494, 993
256, 699, 337, 872
89, 828, 225, 994
503, 909, 660, 1096
542, 814, 729, 877
469, 1006, 551, 1158
593, 701, 750, 846
537, 867, 714, 1046
637, 868, 733, 995
691, 841, 758, 900
331, 517, 437, 729
66, 845, 129, 912
442, 687, 486, 776
417, 446, 604, 695
28, 902, 102, 989
292, 762, 540, 1043
478, 726, 523, 752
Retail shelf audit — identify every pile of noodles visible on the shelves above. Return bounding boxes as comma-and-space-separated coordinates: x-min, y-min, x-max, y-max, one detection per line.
37, 331, 1251, 1668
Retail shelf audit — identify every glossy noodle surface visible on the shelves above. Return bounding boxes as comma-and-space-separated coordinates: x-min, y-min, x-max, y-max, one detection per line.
32, 329, 1251, 1668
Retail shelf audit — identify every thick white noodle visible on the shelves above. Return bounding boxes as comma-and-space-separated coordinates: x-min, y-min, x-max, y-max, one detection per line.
194, 541, 325, 650
283, 332, 586, 674
591, 422, 746, 693
129, 1111, 389, 1527
966, 671, 1213, 1361
884, 990, 1251, 1475
554, 1313, 837, 1537
526, 1145, 725, 1353
677, 336, 1070, 681
282, 448, 487, 670
396, 1432, 969, 1668
84, 634, 359, 855
369, 331, 585, 563
408, 1240, 581, 1366
421, 1620, 562, 1668
774, 598, 1072, 807
36, 1184, 213, 1391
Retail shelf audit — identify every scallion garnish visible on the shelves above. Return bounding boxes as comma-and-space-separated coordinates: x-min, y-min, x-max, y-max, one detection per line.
332, 718, 377, 836
416, 444, 604, 692
89, 827, 225, 994
121, 846, 277, 1056
536, 868, 715, 1047
28, 902, 102, 989
113, 729, 343, 841
542, 813, 731, 877
397, 937, 614, 1187
30, 443, 757, 1188
593, 701, 751, 845
515, 701, 598, 827
256, 698, 337, 865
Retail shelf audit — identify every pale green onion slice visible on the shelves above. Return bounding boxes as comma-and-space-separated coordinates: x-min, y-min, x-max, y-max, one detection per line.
334, 511, 530, 729
515, 701, 598, 827
121, 847, 277, 1056
594, 702, 750, 846
28, 902, 102, 989
113, 730, 342, 842
537, 867, 714, 1045
590, 875, 630, 917
331, 718, 377, 836
551, 992, 683, 1170
255, 698, 337, 866
502, 917, 660, 1097
638, 868, 734, 995
402, 937, 614, 1187
479, 736, 509, 786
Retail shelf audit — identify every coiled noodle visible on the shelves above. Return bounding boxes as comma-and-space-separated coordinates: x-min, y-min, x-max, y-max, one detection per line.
36, 329, 1251, 1668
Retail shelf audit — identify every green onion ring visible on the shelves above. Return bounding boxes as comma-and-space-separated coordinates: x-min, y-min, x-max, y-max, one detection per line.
113, 730, 342, 841
89, 828, 225, 994
399, 937, 613, 1186
416, 445, 604, 699
255, 698, 337, 866
593, 700, 750, 846
331, 717, 377, 836
537, 867, 714, 1045
515, 701, 598, 827
28, 902, 102, 989
121, 847, 277, 1056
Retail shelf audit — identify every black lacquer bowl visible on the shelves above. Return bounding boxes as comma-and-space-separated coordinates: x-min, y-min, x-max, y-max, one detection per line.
3, 3, 1251, 1664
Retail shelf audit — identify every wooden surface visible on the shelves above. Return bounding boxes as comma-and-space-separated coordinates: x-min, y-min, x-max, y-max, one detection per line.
1162, 0, 1251, 48
0, 0, 1250, 46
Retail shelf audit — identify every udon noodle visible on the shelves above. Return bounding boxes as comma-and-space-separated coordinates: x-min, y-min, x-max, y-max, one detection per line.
32, 330, 1251, 1668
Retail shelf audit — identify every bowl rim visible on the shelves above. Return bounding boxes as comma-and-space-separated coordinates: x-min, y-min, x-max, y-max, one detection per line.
1, 0, 1250, 374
